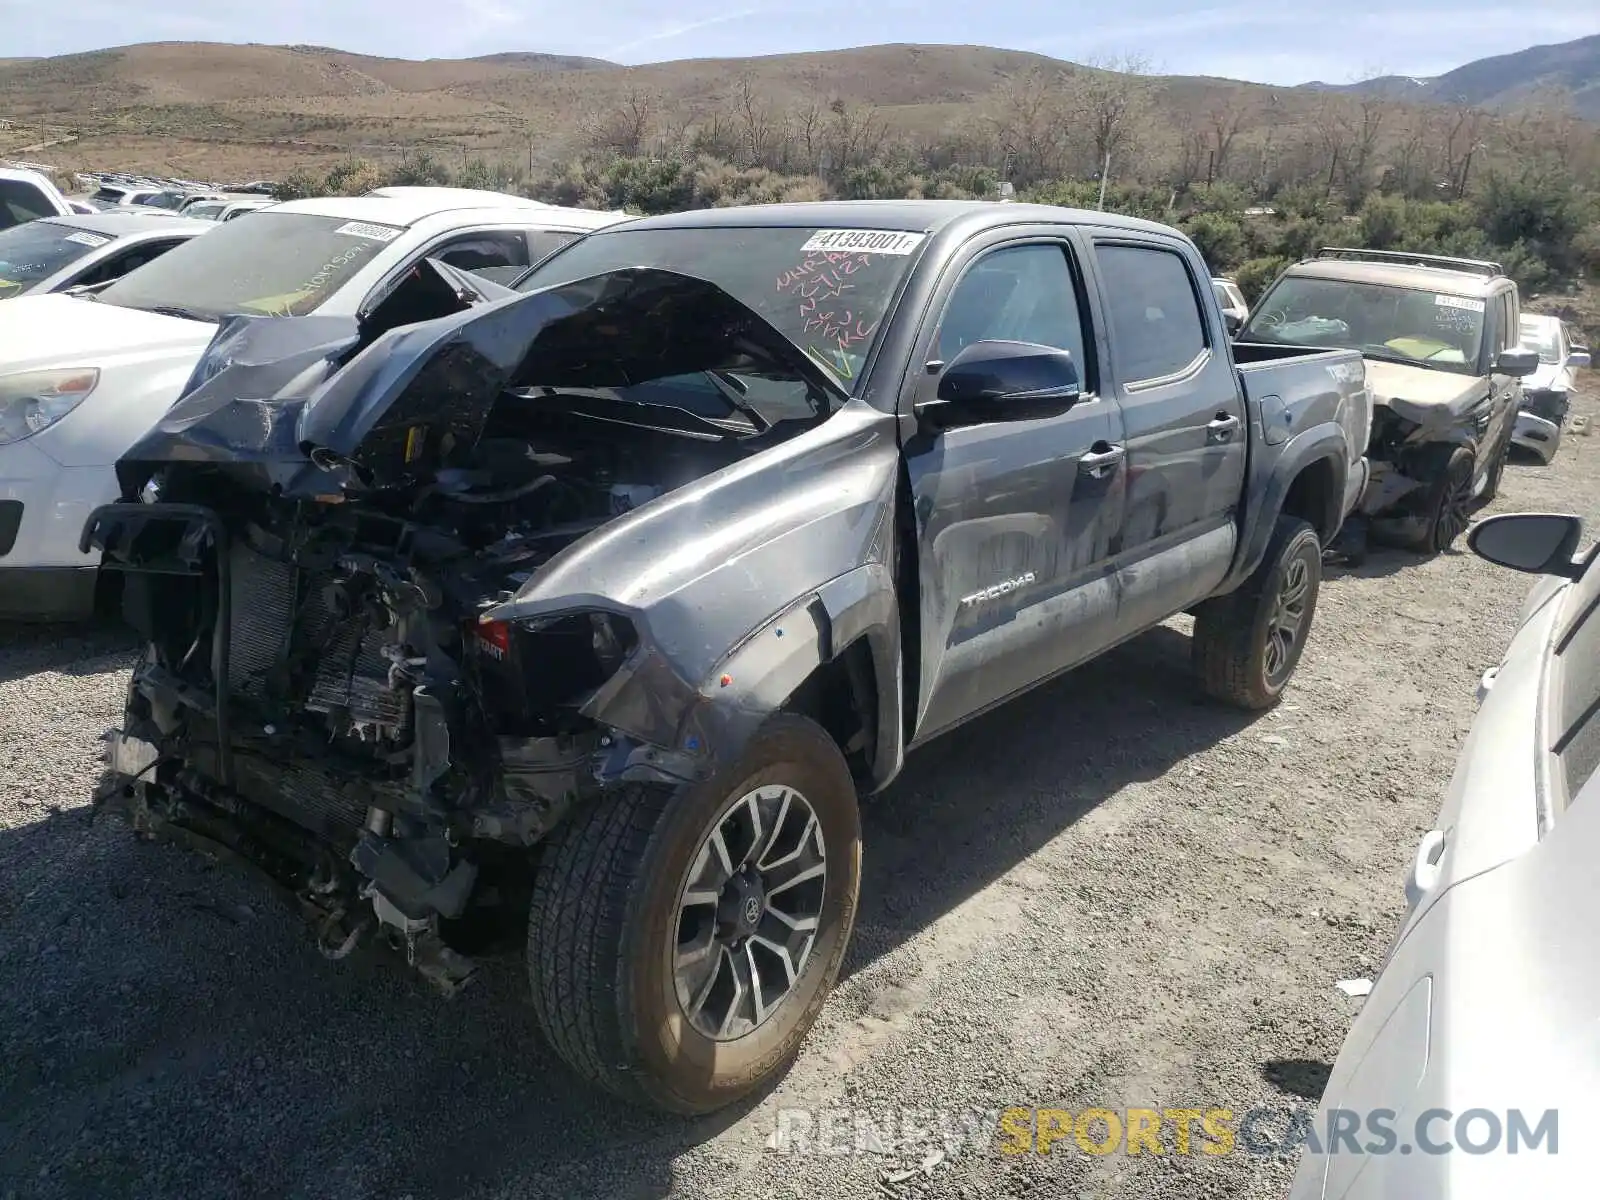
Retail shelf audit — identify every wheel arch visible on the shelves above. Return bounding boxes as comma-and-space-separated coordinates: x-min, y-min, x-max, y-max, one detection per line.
1221, 426, 1349, 594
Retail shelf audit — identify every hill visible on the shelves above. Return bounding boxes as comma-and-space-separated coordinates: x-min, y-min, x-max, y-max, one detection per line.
1304, 33, 1600, 118
0, 37, 1595, 183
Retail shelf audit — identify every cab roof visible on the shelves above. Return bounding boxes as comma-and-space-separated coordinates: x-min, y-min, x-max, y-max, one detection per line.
605, 199, 1180, 238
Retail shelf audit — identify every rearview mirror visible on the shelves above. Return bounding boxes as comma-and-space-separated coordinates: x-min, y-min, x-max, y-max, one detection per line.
1570, 348, 1591, 369
1467, 512, 1584, 578
1496, 347, 1540, 377
923, 340, 1081, 430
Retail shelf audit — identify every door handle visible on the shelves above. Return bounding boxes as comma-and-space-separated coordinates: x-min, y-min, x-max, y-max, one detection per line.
1207, 412, 1241, 443
1079, 443, 1125, 478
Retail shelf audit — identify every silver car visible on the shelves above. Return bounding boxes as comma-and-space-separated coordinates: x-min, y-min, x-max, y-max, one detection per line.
1512, 313, 1591, 463
1287, 510, 1600, 1198
0, 211, 211, 299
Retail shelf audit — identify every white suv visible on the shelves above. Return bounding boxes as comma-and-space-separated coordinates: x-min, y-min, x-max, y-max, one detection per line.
0, 188, 630, 619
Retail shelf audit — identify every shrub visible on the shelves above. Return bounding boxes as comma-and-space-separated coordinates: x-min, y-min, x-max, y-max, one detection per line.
1182, 212, 1246, 274
1234, 256, 1291, 303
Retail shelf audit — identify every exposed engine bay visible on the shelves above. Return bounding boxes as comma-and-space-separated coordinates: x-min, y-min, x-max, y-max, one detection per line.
86, 265, 848, 992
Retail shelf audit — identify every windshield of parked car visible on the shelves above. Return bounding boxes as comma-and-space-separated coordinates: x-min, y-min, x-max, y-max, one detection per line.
0, 220, 106, 297
97, 211, 405, 320
516, 225, 924, 389
1520, 316, 1562, 365
183, 201, 226, 221
1241, 274, 1486, 375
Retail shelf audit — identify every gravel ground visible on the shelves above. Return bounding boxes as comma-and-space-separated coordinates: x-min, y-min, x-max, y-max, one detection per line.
3, 391, 1597, 1200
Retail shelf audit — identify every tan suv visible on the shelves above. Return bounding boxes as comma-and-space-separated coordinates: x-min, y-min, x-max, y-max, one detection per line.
1240, 247, 1539, 557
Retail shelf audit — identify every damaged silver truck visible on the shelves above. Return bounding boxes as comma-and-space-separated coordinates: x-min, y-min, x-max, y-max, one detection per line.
85, 201, 1371, 1114
1240, 247, 1540, 557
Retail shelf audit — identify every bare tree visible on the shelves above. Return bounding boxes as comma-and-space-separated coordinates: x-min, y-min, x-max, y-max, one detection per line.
1437, 99, 1490, 198
793, 93, 827, 172
731, 72, 779, 167
1310, 96, 1354, 198
588, 83, 658, 157
982, 66, 1069, 185
825, 98, 887, 173
1073, 53, 1151, 207
1202, 90, 1256, 183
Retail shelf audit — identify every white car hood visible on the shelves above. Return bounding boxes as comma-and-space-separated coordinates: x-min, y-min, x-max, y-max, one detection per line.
1522, 362, 1565, 392
0, 294, 216, 372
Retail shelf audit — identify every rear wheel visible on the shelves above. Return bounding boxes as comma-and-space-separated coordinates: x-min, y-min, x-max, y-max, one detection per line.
526, 714, 862, 1114
1193, 515, 1322, 710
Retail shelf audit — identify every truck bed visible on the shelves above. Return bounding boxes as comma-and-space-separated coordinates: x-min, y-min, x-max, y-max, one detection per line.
1231, 340, 1371, 522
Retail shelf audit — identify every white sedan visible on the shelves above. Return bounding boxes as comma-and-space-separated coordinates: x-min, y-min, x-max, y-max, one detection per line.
0, 188, 630, 620
0, 212, 212, 300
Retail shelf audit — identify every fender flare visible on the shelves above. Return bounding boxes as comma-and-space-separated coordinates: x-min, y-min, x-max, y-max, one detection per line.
1223, 425, 1349, 593
588, 562, 905, 792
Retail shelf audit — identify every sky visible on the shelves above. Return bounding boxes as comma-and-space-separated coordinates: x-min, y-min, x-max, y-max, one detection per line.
1, 0, 1596, 86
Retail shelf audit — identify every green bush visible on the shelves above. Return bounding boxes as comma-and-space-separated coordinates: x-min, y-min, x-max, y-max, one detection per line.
1234, 256, 1291, 304
1182, 212, 1246, 274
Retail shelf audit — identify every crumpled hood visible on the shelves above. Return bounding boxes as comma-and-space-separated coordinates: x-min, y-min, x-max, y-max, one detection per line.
0, 292, 215, 372
1364, 358, 1487, 426
117, 265, 848, 497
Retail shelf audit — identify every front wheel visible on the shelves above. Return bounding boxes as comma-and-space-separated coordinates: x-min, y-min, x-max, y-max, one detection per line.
526, 714, 862, 1114
1192, 515, 1323, 710
1408, 445, 1476, 553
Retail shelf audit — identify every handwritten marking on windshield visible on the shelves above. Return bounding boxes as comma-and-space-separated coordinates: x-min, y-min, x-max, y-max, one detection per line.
777, 251, 883, 364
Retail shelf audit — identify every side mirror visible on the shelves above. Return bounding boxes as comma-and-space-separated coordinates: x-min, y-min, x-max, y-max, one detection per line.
1496, 347, 1540, 377
1223, 311, 1243, 336
922, 340, 1081, 430
1467, 512, 1585, 578
1569, 348, 1591, 370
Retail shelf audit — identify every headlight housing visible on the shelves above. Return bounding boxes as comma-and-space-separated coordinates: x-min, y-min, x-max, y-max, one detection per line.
0, 368, 100, 446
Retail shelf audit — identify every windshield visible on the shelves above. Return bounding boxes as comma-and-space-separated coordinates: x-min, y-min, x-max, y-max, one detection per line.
516, 225, 923, 388
97, 211, 405, 321
1520, 317, 1561, 365
184, 202, 226, 221
1241, 274, 1486, 375
0, 221, 106, 297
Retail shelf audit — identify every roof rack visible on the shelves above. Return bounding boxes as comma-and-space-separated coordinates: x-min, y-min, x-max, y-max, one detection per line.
1313, 246, 1503, 277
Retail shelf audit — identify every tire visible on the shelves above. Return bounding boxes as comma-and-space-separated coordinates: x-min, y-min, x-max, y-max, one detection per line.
1193, 515, 1322, 710
526, 714, 862, 1114
1407, 445, 1475, 553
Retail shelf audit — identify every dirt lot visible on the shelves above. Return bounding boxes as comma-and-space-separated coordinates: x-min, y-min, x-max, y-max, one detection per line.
3, 390, 1597, 1200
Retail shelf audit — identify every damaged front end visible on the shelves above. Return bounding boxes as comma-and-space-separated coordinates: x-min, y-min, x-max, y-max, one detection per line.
85, 264, 862, 993
1354, 362, 1496, 541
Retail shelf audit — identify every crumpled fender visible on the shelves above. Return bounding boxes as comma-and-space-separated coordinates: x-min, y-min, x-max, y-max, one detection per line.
482, 403, 906, 789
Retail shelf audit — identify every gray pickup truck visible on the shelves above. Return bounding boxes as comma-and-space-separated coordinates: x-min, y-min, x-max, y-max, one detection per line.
85, 200, 1370, 1114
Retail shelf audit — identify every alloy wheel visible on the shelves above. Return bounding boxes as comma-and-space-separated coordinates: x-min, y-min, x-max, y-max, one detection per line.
673, 784, 827, 1040
1435, 463, 1475, 550
1264, 555, 1311, 685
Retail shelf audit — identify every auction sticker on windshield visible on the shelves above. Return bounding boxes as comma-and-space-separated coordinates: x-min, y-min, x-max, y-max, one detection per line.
799, 229, 926, 255
1435, 295, 1485, 313
333, 221, 403, 242
63, 231, 111, 248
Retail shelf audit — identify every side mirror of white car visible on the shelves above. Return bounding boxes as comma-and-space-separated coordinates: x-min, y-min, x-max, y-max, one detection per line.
1467, 512, 1585, 578
1570, 348, 1591, 369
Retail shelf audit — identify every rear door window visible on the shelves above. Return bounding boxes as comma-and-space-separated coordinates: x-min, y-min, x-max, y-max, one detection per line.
1095, 243, 1208, 382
